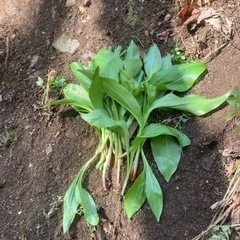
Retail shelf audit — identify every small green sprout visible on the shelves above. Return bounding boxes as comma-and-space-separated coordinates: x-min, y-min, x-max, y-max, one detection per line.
226, 87, 240, 120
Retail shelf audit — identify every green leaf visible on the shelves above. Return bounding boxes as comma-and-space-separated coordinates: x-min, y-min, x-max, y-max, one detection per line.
144, 44, 162, 78
75, 185, 99, 226
123, 59, 142, 78
89, 70, 103, 109
160, 53, 172, 71
146, 92, 231, 119
124, 170, 146, 219
70, 62, 92, 88
63, 83, 93, 112
124, 41, 140, 60
151, 135, 182, 182
90, 50, 123, 80
150, 62, 206, 92
226, 111, 237, 120
81, 109, 129, 140
138, 123, 190, 147
119, 69, 139, 92
143, 156, 163, 221
36, 77, 44, 88
63, 179, 78, 233
101, 77, 144, 129
123, 41, 142, 78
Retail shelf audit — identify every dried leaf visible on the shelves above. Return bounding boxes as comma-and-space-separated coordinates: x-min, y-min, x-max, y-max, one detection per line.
197, 7, 218, 23
177, 0, 200, 26
205, 17, 222, 31
178, 0, 194, 18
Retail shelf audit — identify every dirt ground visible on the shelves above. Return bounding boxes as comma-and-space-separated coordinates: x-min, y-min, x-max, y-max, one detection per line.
0, 0, 240, 239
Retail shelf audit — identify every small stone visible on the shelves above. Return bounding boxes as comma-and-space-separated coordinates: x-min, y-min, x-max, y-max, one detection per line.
52, 35, 80, 54
164, 13, 171, 22
66, 0, 76, 7
0, 95, 2, 102
83, 0, 91, 7
30, 55, 44, 69
201, 152, 216, 171
46, 144, 53, 156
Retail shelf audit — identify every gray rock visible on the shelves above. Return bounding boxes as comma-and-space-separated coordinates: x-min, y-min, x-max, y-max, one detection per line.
66, 0, 76, 7
52, 34, 80, 54
30, 55, 43, 69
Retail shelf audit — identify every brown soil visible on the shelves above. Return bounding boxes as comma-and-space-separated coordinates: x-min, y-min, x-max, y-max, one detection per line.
0, 0, 240, 240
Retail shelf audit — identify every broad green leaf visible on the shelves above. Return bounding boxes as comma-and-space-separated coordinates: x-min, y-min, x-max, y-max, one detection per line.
124, 170, 146, 219
81, 109, 129, 140
123, 59, 142, 78
70, 62, 92, 88
151, 135, 182, 182
124, 41, 140, 60
63, 84, 93, 111
135, 70, 144, 84
138, 124, 190, 147
144, 44, 162, 78
75, 185, 99, 226
123, 41, 142, 78
145, 92, 231, 119
119, 69, 139, 92
160, 53, 172, 71
101, 77, 144, 129
144, 157, 163, 221
90, 50, 123, 80
89, 70, 103, 109
150, 62, 206, 92
63, 179, 78, 233
142, 83, 157, 108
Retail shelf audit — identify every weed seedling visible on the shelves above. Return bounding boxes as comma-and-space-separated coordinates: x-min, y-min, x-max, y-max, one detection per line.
37, 70, 66, 107
226, 86, 240, 120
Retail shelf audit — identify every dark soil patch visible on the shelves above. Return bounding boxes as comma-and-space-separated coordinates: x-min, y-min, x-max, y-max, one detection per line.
0, 0, 240, 239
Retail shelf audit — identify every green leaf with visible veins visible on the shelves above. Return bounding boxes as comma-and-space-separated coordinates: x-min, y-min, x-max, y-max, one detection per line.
145, 91, 231, 120
89, 70, 103, 109
90, 50, 123, 81
81, 109, 129, 140
63, 83, 93, 112
144, 44, 162, 78
144, 156, 163, 221
124, 170, 146, 219
151, 135, 182, 182
63, 178, 78, 233
132, 123, 190, 148
124, 41, 140, 60
70, 62, 92, 88
101, 77, 144, 130
75, 185, 99, 226
149, 62, 206, 92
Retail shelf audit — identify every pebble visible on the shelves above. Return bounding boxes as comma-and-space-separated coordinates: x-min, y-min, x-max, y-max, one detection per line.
30, 55, 44, 69
46, 144, 53, 156
66, 0, 76, 7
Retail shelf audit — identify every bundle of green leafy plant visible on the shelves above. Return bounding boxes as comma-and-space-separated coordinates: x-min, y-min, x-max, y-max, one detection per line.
51, 41, 230, 233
